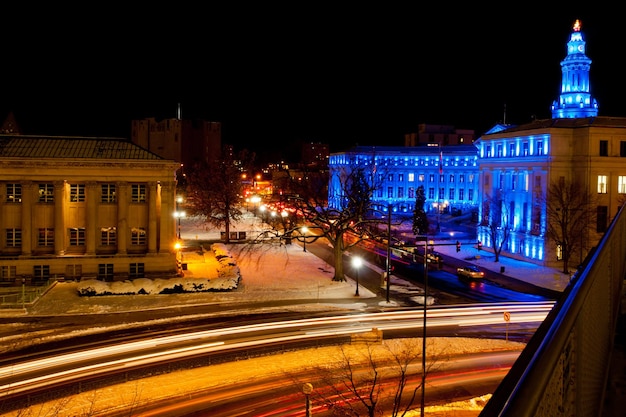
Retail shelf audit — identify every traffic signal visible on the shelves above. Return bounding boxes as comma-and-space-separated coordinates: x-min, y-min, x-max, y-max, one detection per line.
456, 241, 461, 252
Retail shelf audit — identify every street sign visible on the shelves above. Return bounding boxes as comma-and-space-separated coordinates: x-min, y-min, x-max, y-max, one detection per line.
503, 311, 511, 322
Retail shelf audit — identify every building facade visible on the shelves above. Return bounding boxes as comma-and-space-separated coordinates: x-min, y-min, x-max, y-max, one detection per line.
328, 143, 480, 219
477, 20, 626, 268
0, 135, 180, 285
131, 115, 222, 176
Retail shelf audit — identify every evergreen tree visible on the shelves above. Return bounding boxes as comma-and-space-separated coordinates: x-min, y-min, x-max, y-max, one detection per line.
412, 185, 429, 236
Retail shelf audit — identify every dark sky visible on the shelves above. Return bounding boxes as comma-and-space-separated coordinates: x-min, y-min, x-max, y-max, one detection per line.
2, 9, 622, 157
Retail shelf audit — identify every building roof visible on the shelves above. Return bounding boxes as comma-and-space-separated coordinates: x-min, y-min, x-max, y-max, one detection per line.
482, 116, 626, 136
334, 144, 478, 156
0, 135, 167, 160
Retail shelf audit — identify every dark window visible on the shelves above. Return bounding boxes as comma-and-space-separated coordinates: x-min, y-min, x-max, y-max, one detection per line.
621, 141, 626, 157
38, 228, 54, 246
130, 263, 145, 279
33, 265, 50, 283
69, 228, 86, 246
597, 206, 608, 233
6, 229, 21, 247
599, 140, 608, 156
98, 264, 114, 282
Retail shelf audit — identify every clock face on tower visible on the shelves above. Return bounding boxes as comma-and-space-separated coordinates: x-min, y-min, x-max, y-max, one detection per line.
577, 44, 584, 52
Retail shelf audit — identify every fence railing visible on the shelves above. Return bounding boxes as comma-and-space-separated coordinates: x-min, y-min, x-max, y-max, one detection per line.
480, 205, 626, 416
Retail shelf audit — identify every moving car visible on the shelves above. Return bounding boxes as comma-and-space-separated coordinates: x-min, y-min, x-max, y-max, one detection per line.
456, 265, 485, 279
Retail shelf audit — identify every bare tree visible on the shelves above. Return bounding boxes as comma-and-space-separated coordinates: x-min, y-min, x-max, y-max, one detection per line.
185, 148, 255, 243
289, 337, 437, 417
545, 179, 596, 274
482, 189, 512, 263
278, 162, 385, 281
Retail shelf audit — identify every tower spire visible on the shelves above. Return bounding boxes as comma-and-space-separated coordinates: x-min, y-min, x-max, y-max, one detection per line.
550, 19, 598, 119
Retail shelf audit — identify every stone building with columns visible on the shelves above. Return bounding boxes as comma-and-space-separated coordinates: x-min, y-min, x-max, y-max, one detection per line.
0, 134, 180, 285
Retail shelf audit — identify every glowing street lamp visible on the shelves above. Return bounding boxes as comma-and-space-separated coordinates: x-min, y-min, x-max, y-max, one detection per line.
250, 195, 261, 216
174, 210, 186, 239
175, 196, 185, 239
352, 256, 363, 296
301, 226, 309, 252
302, 382, 313, 417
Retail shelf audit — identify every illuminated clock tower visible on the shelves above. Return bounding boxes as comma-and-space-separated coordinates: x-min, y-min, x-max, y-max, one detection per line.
550, 19, 599, 118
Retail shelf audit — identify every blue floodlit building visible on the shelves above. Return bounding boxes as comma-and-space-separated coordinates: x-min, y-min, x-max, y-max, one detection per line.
477, 20, 626, 269
329, 20, 626, 271
328, 143, 480, 219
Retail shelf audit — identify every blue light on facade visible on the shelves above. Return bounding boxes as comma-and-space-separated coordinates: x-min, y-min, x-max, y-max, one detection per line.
551, 19, 598, 119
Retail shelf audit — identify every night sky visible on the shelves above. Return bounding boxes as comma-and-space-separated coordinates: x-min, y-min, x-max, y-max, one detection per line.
2, 9, 622, 158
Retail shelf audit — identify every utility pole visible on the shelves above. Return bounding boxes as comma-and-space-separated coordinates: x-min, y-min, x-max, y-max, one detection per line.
386, 203, 392, 303
420, 238, 428, 417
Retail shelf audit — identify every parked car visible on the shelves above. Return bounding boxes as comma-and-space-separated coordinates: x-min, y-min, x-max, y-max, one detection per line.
456, 265, 485, 279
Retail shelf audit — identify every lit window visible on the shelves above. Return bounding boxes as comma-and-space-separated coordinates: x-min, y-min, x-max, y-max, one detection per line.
408, 173, 415, 182
101, 227, 117, 245
131, 227, 147, 245
70, 184, 85, 202
619, 176, 626, 194
38, 184, 54, 203
6, 183, 21, 203
597, 175, 607, 194
131, 184, 146, 203
101, 184, 116, 203
536, 141, 544, 155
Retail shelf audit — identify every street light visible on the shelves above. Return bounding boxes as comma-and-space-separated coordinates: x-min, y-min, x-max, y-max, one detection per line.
250, 195, 261, 216
302, 382, 313, 417
352, 256, 362, 296
420, 238, 430, 417
301, 226, 309, 252
174, 210, 185, 239
175, 196, 185, 239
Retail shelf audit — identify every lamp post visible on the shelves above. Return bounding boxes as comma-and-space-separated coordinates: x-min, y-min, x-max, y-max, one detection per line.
175, 195, 184, 239
174, 210, 185, 239
352, 256, 362, 296
250, 195, 261, 216
420, 239, 430, 417
302, 382, 313, 417
301, 226, 309, 252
